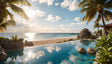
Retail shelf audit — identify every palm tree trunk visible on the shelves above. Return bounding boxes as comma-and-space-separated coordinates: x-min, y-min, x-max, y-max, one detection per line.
101, 14, 107, 36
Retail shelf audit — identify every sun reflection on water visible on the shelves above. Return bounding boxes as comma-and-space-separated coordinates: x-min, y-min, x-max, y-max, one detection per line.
25, 33, 36, 41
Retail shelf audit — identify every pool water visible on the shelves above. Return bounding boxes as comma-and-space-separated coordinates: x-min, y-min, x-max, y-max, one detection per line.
0, 40, 96, 64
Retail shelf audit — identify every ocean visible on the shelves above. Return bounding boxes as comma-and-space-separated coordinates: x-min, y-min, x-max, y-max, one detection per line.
0, 33, 78, 41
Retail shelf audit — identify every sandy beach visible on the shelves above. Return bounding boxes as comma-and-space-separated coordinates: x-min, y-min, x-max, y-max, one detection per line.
31, 37, 77, 46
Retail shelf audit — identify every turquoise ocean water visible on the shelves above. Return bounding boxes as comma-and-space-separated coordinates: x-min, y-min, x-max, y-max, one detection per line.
0, 33, 78, 41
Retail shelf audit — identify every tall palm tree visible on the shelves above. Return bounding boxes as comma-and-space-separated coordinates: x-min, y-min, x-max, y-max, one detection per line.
0, 0, 31, 33
79, 0, 112, 36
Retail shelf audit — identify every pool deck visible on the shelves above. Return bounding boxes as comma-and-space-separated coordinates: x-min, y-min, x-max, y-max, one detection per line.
31, 37, 77, 46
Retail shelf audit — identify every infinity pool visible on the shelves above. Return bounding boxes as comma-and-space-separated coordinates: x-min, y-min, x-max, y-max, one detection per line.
0, 40, 96, 64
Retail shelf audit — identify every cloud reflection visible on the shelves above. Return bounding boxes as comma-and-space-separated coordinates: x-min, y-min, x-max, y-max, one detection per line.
23, 51, 45, 63
45, 46, 61, 53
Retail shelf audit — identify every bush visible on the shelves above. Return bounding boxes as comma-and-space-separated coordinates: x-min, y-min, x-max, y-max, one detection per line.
93, 34, 112, 64
0, 37, 6, 41
90, 35, 97, 39
11, 35, 19, 41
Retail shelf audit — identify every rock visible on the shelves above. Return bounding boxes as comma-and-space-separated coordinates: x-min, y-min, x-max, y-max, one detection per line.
0, 52, 7, 60
87, 47, 96, 54
78, 48, 86, 54
19, 38, 24, 42
78, 28, 91, 39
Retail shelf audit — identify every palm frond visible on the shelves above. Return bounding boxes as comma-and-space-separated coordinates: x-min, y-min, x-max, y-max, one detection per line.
103, 14, 109, 22
104, 0, 112, 9
0, 9, 9, 24
0, 20, 16, 33
9, 4, 28, 20
78, 0, 88, 7
6, 9, 14, 19
7, 0, 31, 6
95, 14, 101, 22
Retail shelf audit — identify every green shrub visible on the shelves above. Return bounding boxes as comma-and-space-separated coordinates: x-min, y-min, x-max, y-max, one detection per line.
90, 35, 97, 39
56, 41, 62, 43
0, 37, 6, 41
11, 35, 19, 41
93, 34, 112, 64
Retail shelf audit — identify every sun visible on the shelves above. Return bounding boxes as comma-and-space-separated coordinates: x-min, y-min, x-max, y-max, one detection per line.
24, 7, 36, 17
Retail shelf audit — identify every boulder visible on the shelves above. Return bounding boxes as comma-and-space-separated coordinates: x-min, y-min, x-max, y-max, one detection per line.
0, 52, 7, 60
0, 46, 7, 60
78, 48, 86, 54
78, 28, 91, 39
87, 47, 96, 54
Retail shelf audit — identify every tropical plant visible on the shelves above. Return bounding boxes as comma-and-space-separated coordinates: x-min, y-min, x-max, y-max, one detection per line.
0, 0, 31, 33
0, 37, 6, 41
79, 0, 112, 36
94, 22, 100, 31
94, 34, 112, 64
11, 35, 19, 41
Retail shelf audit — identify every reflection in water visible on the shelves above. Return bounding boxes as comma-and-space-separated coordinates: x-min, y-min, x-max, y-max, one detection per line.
1, 49, 24, 64
25, 33, 36, 41
27, 51, 33, 57
45, 46, 61, 53
80, 40, 94, 46
0, 40, 96, 64
47, 61, 53, 64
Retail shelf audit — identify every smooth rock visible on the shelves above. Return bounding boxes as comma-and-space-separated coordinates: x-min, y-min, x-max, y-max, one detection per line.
78, 28, 91, 39
0, 52, 7, 60
78, 48, 86, 54
87, 47, 96, 54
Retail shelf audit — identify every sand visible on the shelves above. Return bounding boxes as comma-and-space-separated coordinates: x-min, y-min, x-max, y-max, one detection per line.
31, 37, 77, 46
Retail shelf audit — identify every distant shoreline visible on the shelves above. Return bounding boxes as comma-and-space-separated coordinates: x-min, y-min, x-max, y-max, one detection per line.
29, 37, 77, 47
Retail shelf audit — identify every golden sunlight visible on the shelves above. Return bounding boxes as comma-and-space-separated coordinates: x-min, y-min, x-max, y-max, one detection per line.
24, 7, 36, 17
25, 33, 36, 41
27, 51, 33, 56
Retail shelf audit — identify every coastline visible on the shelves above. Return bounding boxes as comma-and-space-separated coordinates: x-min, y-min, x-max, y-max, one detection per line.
30, 37, 77, 46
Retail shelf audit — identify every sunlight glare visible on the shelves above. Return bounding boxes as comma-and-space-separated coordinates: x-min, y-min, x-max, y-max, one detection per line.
25, 33, 35, 41
24, 7, 36, 17
27, 51, 32, 56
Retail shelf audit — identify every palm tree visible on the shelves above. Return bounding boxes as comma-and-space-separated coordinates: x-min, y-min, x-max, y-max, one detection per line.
94, 22, 100, 31
79, 0, 112, 36
0, 0, 31, 32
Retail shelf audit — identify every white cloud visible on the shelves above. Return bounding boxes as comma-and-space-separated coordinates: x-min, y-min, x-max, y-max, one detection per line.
55, 3, 59, 6
74, 17, 81, 21
71, 23, 75, 26
56, 16, 61, 20
68, 0, 79, 11
38, 0, 54, 6
45, 14, 61, 22
23, 6, 45, 17
31, 0, 37, 2
36, 9, 45, 17
61, 0, 72, 8
61, 0, 79, 11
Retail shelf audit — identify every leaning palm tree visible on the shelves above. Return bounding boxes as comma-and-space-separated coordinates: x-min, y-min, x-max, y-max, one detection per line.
0, 0, 31, 32
79, 0, 112, 36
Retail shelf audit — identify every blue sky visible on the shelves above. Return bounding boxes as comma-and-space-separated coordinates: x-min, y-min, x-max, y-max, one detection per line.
6, 0, 104, 33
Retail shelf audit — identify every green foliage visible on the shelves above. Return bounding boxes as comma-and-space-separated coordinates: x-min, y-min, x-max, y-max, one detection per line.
56, 41, 62, 43
0, 0, 31, 33
11, 35, 19, 41
90, 35, 97, 39
0, 37, 6, 41
94, 34, 112, 64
